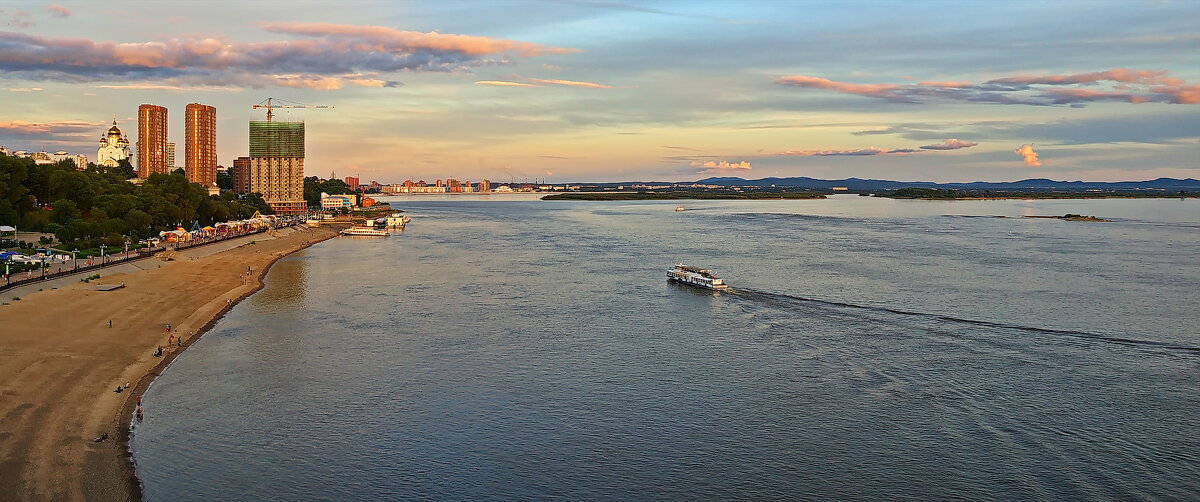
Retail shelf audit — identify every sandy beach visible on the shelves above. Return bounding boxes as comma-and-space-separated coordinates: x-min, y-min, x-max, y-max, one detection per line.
0, 224, 341, 502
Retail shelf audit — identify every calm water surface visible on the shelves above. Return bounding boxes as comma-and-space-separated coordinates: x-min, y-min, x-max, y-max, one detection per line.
133, 195, 1200, 500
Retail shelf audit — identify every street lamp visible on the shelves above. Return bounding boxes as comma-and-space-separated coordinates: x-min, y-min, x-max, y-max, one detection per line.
99, 244, 106, 266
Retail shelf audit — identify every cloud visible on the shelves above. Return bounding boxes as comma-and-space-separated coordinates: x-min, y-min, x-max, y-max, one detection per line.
0, 23, 576, 90
769, 148, 915, 157
560, 0, 760, 25
0, 120, 100, 138
46, 5, 71, 18
1014, 144, 1041, 167
475, 80, 539, 87
919, 138, 978, 150
7, 10, 32, 28
3, 87, 41, 92
259, 22, 576, 57
775, 76, 902, 101
690, 160, 752, 173
474, 76, 614, 89
775, 68, 1200, 106
527, 78, 613, 89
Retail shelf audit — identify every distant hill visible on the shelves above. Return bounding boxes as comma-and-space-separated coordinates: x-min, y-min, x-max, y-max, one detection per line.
693, 176, 1200, 191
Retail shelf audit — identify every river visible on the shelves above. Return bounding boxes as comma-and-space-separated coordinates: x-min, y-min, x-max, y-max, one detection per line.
132, 195, 1200, 500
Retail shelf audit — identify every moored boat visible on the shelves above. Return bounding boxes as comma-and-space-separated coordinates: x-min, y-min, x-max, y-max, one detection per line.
667, 263, 729, 290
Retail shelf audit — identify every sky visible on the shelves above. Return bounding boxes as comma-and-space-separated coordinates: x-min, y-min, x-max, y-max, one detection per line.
0, 0, 1197, 183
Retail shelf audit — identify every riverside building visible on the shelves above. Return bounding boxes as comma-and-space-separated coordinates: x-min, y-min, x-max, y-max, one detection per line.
246, 121, 307, 214
185, 103, 217, 189
229, 156, 251, 194
137, 104, 168, 178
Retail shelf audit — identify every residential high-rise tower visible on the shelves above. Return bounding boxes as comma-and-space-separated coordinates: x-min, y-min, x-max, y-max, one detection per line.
137, 104, 168, 178
185, 103, 217, 187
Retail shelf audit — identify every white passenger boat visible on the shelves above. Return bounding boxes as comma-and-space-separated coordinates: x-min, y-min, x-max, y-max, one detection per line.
667, 263, 729, 290
340, 226, 389, 236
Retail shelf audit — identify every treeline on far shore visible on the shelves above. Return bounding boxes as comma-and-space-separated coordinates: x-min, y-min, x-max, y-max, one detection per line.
0, 155, 274, 253
542, 191, 827, 201
880, 187, 1200, 199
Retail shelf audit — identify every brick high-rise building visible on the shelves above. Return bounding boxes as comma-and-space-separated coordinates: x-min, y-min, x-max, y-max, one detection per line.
137, 104, 168, 178
480, 179, 491, 192
230, 156, 252, 194
247, 121, 307, 214
344, 176, 359, 191
185, 103, 217, 187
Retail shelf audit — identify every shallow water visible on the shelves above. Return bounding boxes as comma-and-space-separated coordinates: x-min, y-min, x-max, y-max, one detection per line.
133, 195, 1200, 500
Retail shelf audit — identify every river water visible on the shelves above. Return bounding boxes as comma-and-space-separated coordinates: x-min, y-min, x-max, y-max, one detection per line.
132, 195, 1200, 500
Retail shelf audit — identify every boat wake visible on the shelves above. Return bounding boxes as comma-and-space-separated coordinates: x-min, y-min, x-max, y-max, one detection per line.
725, 288, 1200, 355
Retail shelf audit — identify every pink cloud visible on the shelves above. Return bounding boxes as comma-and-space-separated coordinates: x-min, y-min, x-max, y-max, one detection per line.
987, 68, 1183, 87
259, 22, 576, 57
917, 81, 972, 88
46, 5, 71, 18
475, 80, 539, 87
775, 68, 1199, 106
0, 23, 574, 90
774, 75, 900, 100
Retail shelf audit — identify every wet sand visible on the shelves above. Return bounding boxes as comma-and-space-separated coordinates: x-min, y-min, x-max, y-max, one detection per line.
0, 225, 340, 501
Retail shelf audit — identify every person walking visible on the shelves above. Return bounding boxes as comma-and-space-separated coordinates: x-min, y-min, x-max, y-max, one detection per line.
108, 319, 112, 328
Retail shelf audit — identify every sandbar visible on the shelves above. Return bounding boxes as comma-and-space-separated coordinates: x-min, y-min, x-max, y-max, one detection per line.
0, 224, 341, 501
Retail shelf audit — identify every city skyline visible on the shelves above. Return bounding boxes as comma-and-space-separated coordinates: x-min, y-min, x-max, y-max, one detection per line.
0, 1, 1197, 183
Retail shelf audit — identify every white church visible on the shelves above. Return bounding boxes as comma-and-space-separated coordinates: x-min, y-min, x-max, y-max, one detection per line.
96, 120, 131, 167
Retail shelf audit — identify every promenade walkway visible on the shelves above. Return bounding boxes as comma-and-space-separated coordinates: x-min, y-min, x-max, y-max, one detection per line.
1, 226, 296, 302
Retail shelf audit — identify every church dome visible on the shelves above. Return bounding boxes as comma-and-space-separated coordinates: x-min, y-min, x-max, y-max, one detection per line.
108, 125, 122, 136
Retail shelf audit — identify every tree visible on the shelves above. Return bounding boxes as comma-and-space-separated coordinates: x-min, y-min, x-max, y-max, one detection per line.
241, 193, 274, 215
216, 169, 233, 190
52, 200, 81, 225
172, 167, 185, 176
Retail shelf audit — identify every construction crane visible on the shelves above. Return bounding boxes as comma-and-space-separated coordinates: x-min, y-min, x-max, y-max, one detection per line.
251, 97, 332, 122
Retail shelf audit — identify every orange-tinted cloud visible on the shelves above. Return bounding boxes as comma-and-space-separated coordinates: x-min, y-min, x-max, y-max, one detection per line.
260, 22, 577, 57
527, 78, 613, 89
690, 160, 752, 173
776, 68, 1199, 106
0, 23, 572, 89
475, 80, 540, 87
1014, 144, 1041, 167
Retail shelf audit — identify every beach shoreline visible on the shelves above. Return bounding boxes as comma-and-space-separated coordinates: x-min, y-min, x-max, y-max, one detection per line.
0, 224, 342, 502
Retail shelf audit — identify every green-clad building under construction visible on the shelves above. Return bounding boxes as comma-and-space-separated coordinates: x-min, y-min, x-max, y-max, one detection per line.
246, 121, 307, 214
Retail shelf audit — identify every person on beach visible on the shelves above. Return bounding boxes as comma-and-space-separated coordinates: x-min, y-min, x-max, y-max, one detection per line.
108, 319, 112, 328
136, 405, 144, 421
136, 395, 142, 405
